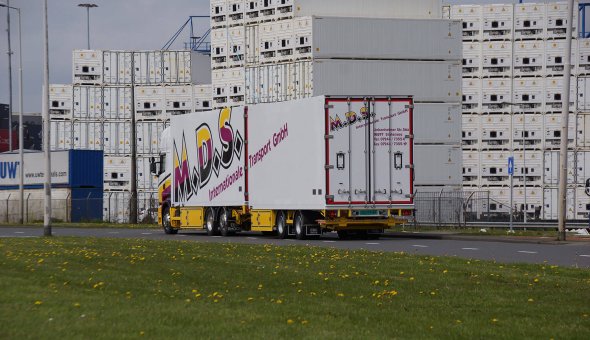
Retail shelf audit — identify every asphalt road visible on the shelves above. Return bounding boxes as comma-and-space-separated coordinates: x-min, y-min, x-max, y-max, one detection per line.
1, 227, 590, 268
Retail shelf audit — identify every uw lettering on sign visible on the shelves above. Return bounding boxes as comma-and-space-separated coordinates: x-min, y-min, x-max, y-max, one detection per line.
0, 162, 19, 179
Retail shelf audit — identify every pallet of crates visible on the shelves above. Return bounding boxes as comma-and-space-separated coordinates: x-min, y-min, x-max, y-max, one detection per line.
481, 41, 512, 78
193, 84, 213, 112
480, 151, 511, 188
482, 4, 514, 41
514, 2, 546, 41
73, 50, 103, 85
545, 40, 578, 76
449, 5, 483, 41
228, 26, 246, 68
546, 1, 578, 40
211, 0, 228, 29
513, 41, 544, 77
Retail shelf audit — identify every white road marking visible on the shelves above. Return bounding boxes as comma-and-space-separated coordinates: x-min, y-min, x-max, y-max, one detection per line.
141, 233, 153, 235
366, 243, 380, 245
323, 240, 336, 243
579, 255, 590, 258
518, 251, 538, 254
462, 248, 480, 251
412, 245, 429, 248
285, 239, 296, 242
14, 232, 25, 234
0, 235, 37, 238
247, 237, 258, 240
212, 236, 222, 238
176, 235, 187, 237
108, 232, 120, 234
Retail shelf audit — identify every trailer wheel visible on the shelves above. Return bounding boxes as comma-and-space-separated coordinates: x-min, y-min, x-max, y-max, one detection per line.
276, 211, 288, 239
219, 208, 232, 237
205, 208, 218, 236
162, 205, 178, 235
295, 212, 306, 240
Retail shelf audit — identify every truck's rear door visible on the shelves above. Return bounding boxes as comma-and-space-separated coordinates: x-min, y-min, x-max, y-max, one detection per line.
326, 97, 413, 207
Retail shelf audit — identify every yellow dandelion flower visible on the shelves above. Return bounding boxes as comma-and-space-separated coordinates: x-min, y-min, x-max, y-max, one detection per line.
34, 301, 42, 305
287, 319, 295, 324
528, 298, 534, 302
492, 318, 499, 323
73, 302, 81, 307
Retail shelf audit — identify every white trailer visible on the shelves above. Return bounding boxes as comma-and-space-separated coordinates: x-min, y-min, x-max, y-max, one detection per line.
152, 96, 414, 239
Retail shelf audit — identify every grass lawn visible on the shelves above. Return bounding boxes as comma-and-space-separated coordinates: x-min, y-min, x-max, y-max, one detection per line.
0, 237, 588, 339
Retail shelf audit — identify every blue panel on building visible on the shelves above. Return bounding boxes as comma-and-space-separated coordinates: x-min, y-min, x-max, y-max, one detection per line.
70, 188, 103, 222
68, 150, 104, 189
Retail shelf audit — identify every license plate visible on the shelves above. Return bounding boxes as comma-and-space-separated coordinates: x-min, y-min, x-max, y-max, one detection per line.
358, 210, 378, 216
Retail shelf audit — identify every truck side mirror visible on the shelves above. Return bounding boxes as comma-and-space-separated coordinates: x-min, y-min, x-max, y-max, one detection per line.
150, 157, 157, 175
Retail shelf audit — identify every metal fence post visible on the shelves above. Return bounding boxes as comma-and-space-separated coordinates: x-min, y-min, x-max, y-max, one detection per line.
26, 193, 30, 223
66, 192, 71, 223
6, 194, 11, 223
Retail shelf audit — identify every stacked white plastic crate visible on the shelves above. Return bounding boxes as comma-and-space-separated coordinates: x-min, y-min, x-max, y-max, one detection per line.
449, 1, 587, 220
210, 0, 463, 192
50, 49, 212, 223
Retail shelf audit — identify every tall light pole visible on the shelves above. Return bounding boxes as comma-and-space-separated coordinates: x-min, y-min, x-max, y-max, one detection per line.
78, 3, 97, 49
43, 0, 52, 236
0, 2, 24, 224
557, 0, 575, 241
5, 0, 13, 152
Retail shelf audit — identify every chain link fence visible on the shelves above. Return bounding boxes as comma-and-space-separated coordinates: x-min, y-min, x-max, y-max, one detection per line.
413, 190, 537, 227
0, 193, 159, 224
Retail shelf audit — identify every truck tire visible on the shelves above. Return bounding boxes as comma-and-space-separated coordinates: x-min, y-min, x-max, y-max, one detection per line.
295, 212, 306, 240
162, 205, 178, 235
337, 230, 349, 240
276, 211, 288, 239
219, 208, 232, 237
206, 208, 219, 236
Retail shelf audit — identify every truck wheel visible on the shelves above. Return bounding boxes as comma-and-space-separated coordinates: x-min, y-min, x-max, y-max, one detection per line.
205, 208, 218, 236
219, 208, 232, 237
295, 212, 306, 240
276, 211, 288, 239
162, 206, 178, 235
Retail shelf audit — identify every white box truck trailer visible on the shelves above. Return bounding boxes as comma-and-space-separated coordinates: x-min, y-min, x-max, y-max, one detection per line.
151, 96, 414, 239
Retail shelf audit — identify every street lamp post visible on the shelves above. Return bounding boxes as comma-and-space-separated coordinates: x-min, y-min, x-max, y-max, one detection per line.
4, 0, 13, 152
78, 3, 98, 49
1, 1, 24, 224
43, 0, 52, 236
